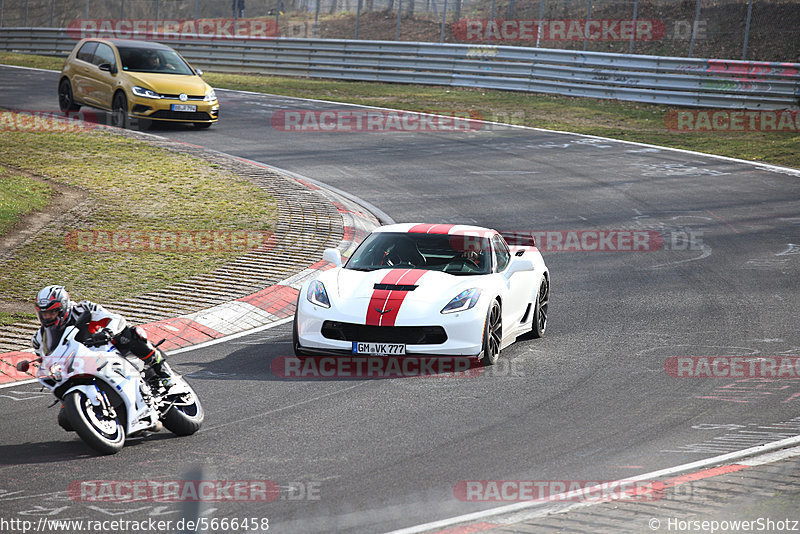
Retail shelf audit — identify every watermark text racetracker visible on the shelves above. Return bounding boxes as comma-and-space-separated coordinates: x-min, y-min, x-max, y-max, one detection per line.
271, 109, 484, 132
67, 18, 278, 40
64, 229, 274, 253
455, 479, 695, 502
501, 229, 704, 252
665, 110, 800, 132
665, 356, 800, 379
453, 19, 666, 42
67, 479, 321, 502
0, 110, 99, 133
272, 356, 484, 379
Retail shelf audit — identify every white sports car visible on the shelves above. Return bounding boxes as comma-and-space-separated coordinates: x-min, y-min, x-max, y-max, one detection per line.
293, 223, 549, 365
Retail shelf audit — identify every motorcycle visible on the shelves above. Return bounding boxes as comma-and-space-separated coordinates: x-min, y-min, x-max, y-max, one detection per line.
17, 318, 204, 455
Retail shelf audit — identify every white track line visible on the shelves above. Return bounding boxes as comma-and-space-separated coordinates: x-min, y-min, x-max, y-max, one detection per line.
385, 434, 800, 534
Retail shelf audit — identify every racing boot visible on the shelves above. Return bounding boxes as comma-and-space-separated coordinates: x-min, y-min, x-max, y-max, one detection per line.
149, 349, 175, 388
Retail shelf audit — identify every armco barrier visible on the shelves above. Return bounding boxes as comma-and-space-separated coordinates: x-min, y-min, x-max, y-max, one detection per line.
1, 27, 798, 109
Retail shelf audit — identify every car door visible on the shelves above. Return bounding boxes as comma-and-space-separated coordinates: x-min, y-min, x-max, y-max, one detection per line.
492, 234, 530, 339
70, 41, 98, 105
87, 43, 119, 110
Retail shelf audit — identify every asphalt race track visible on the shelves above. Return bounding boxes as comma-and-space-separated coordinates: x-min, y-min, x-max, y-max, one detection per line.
1, 66, 799, 532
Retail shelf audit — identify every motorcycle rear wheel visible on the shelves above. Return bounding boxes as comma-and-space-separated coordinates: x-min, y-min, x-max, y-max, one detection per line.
63, 390, 125, 455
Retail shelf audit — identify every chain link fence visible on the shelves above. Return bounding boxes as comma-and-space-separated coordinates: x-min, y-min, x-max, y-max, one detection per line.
0, 0, 796, 61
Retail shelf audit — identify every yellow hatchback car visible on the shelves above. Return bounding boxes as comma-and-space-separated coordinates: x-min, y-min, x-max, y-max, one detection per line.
58, 38, 219, 128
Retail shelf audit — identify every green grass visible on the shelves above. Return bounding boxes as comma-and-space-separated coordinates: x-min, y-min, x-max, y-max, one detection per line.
0, 122, 277, 305
0, 311, 36, 327
0, 52, 64, 71
1, 51, 797, 168
0, 166, 53, 235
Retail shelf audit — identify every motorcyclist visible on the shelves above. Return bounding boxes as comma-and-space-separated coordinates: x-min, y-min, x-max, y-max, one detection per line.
31, 285, 173, 385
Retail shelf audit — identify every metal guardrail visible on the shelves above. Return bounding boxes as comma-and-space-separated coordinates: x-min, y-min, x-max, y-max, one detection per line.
1, 27, 798, 109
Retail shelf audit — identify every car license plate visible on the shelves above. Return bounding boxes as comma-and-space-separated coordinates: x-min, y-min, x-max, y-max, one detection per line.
171, 104, 197, 112
352, 342, 406, 355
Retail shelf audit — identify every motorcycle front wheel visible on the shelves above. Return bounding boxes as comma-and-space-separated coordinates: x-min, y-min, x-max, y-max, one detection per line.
63, 390, 126, 455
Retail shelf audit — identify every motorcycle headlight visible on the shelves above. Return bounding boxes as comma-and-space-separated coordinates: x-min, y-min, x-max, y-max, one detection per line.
441, 288, 481, 314
132, 86, 161, 99
307, 280, 331, 308
204, 89, 216, 102
49, 363, 63, 382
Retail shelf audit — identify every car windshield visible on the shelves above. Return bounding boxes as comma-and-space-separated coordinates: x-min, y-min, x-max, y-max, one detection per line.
117, 46, 195, 75
345, 232, 492, 275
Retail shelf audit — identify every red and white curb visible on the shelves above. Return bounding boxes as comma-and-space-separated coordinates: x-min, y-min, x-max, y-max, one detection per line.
386, 436, 800, 534
0, 180, 380, 385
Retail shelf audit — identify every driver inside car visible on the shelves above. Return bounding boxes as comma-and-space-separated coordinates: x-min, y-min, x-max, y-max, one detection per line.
383, 238, 426, 267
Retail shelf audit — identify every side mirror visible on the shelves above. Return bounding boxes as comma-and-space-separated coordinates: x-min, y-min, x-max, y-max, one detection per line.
16, 360, 30, 373
98, 63, 117, 74
322, 248, 343, 267
195, 68, 204, 76
504, 258, 534, 278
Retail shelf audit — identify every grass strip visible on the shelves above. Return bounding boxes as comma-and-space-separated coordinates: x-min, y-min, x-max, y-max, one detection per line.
0, 121, 277, 308
0, 166, 53, 235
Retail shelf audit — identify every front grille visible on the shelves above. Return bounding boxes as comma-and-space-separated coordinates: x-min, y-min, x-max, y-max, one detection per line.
161, 94, 205, 100
321, 321, 447, 345
150, 110, 212, 121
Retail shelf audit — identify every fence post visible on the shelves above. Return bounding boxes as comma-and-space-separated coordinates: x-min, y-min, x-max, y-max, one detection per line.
155, 0, 160, 22
628, 0, 638, 54
314, 0, 320, 37
487, 0, 495, 45
536, 0, 544, 48
439, 0, 447, 43
194, 0, 198, 24
275, 1, 280, 37
742, 0, 753, 60
0, 0, 4, 28
50, 0, 54, 27
85, 0, 89, 20
24, 0, 28, 26
395, 0, 402, 40
355, 0, 361, 39
120, 0, 125, 20
583, 0, 592, 52
688, 0, 702, 57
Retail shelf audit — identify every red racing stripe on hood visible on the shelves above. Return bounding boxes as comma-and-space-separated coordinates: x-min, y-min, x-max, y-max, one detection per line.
365, 269, 428, 326
408, 224, 455, 234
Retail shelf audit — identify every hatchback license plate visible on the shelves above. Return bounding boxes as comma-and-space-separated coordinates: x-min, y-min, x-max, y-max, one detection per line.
171, 104, 197, 112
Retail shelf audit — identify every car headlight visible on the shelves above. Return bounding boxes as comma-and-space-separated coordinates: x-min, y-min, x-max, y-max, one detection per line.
441, 288, 481, 314
307, 280, 331, 308
204, 89, 216, 102
132, 86, 161, 99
